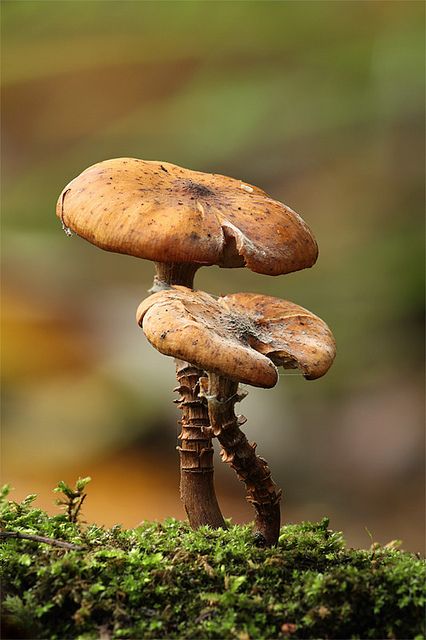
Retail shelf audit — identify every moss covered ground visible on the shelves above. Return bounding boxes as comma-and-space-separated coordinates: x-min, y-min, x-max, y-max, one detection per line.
1, 482, 425, 640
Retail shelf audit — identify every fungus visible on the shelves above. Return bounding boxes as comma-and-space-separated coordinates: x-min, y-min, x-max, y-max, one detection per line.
137, 286, 336, 546
56, 158, 319, 531
56, 157, 318, 289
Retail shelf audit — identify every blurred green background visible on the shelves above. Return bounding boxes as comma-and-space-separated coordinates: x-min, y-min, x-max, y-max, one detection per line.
2, 1, 424, 551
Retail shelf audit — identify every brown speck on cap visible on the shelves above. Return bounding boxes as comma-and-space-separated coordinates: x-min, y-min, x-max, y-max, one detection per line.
56, 158, 318, 275
137, 287, 336, 386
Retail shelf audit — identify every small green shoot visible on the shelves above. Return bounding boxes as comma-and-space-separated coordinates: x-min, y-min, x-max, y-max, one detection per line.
53, 477, 91, 523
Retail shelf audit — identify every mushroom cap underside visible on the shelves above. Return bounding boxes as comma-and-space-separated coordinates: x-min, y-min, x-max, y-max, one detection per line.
57, 158, 318, 276
137, 287, 336, 387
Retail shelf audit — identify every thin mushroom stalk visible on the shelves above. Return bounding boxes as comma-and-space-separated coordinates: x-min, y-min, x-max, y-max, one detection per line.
148, 267, 225, 530
175, 361, 225, 529
200, 373, 282, 546
151, 262, 200, 293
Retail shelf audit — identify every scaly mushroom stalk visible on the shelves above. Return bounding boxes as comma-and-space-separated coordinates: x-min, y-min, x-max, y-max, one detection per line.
149, 266, 225, 530
200, 373, 281, 546
175, 361, 225, 529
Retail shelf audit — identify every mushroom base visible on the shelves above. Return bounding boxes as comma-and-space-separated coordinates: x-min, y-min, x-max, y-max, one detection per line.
175, 360, 226, 530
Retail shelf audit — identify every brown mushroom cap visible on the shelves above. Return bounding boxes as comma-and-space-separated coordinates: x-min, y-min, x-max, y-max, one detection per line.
137, 287, 336, 387
57, 158, 318, 276
222, 293, 336, 380
137, 287, 279, 388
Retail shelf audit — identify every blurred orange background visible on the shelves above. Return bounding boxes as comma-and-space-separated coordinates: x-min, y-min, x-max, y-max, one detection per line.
1, 1, 424, 552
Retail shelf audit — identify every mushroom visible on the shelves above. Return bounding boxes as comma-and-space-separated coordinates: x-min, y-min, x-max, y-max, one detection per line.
56, 157, 318, 290
137, 286, 336, 545
56, 157, 319, 531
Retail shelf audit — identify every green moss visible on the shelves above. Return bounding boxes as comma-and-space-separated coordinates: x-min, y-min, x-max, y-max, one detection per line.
1, 485, 424, 640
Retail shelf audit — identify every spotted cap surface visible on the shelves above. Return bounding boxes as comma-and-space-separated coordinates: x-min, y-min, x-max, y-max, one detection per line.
137, 287, 336, 387
57, 158, 318, 276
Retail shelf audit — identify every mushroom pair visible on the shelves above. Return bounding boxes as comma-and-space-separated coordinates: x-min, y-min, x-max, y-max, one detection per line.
57, 158, 336, 545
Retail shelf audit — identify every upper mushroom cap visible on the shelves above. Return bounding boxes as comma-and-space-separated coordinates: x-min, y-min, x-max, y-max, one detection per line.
137, 287, 336, 387
56, 158, 318, 276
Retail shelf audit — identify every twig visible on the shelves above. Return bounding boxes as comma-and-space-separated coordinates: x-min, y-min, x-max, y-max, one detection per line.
0, 531, 82, 550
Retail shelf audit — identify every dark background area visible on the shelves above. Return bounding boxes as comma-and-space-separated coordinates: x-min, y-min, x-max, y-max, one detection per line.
1, 0, 424, 551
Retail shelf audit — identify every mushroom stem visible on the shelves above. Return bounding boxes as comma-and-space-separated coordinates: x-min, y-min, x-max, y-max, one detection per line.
201, 372, 282, 546
148, 266, 225, 529
175, 360, 226, 529
151, 262, 200, 292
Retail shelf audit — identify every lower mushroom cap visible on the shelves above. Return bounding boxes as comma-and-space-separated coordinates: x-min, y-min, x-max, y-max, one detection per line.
137, 289, 278, 388
137, 287, 336, 387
